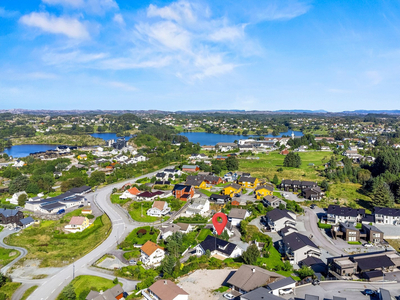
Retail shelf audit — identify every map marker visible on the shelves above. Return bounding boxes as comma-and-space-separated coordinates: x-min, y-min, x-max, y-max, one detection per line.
212, 212, 228, 235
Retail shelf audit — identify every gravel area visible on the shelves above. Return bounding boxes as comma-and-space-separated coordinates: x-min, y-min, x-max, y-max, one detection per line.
10, 259, 62, 279
97, 256, 127, 270
178, 269, 236, 300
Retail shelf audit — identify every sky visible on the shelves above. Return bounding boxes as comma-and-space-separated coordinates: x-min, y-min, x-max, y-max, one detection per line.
1, 0, 400, 111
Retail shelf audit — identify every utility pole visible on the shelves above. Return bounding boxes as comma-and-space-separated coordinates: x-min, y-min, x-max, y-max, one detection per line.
73, 263, 75, 280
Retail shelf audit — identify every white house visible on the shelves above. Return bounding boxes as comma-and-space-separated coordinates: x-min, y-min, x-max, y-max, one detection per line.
228, 208, 250, 226
119, 187, 140, 199
7, 191, 28, 205
281, 232, 321, 265
147, 201, 171, 217
374, 207, 400, 225
134, 154, 147, 162
265, 209, 296, 232
186, 198, 210, 216
143, 280, 189, 300
140, 241, 165, 267
13, 160, 25, 168
160, 223, 193, 239
195, 235, 243, 259
266, 277, 297, 296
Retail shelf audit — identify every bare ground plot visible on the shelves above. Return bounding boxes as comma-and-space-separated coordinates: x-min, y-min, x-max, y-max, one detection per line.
178, 269, 236, 300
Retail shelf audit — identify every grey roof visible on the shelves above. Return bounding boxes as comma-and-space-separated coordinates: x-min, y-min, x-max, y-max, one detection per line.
19, 217, 34, 226
266, 209, 294, 222
327, 205, 365, 217
282, 232, 319, 252
263, 195, 282, 203
240, 287, 284, 300
266, 277, 296, 290
305, 295, 319, 300
228, 208, 248, 220
379, 288, 392, 300
227, 265, 284, 293
299, 256, 325, 267
40, 202, 66, 211
374, 206, 400, 216
354, 255, 395, 271
239, 177, 257, 183
332, 297, 346, 300
0, 209, 20, 218
225, 183, 241, 190
85, 285, 124, 300
362, 223, 383, 233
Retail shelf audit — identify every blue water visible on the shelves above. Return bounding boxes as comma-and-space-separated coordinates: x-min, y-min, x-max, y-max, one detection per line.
179, 131, 303, 145
3, 144, 61, 158
90, 133, 131, 141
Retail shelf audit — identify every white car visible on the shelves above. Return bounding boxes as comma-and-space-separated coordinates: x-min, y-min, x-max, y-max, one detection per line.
282, 193, 288, 198
363, 243, 373, 248
279, 288, 293, 295
223, 293, 235, 300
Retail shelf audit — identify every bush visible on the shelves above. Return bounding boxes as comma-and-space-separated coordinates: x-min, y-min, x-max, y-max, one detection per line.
317, 221, 332, 229
86, 214, 95, 219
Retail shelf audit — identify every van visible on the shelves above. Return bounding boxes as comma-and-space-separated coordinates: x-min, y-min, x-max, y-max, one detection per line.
56, 209, 65, 215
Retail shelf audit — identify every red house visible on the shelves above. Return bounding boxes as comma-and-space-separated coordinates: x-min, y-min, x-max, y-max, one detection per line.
182, 165, 200, 172
172, 184, 195, 201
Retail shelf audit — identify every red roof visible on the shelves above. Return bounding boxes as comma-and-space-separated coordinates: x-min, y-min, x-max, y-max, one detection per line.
128, 187, 140, 195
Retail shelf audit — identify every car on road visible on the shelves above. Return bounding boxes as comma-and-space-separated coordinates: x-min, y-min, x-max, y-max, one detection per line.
312, 280, 320, 286
363, 243, 373, 248
279, 288, 293, 295
363, 289, 376, 295
78, 204, 84, 208
310, 204, 317, 209
235, 194, 241, 197
129, 260, 137, 265
16, 206, 21, 210
56, 209, 65, 215
282, 193, 288, 198
223, 293, 235, 299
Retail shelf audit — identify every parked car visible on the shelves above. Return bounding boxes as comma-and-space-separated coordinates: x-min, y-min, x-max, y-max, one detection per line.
363, 289, 376, 295
279, 288, 293, 295
56, 209, 66, 215
363, 243, 373, 248
15, 206, 21, 210
312, 280, 320, 286
78, 204, 84, 208
129, 260, 137, 265
310, 204, 316, 209
223, 293, 235, 300
235, 194, 241, 197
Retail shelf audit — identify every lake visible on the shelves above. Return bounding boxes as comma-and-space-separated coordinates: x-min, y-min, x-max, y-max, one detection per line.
179, 131, 303, 145
3, 144, 61, 158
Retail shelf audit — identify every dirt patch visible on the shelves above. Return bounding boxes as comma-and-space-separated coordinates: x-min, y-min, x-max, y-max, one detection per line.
97, 256, 127, 270
178, 269, 236, 300
10, 259, 62, 279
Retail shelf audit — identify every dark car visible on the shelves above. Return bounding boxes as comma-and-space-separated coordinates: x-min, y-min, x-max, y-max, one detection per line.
310, 204, 316, 209
312, 280, 320, 286
79, 204, 84, 208
363, 289, 376, 295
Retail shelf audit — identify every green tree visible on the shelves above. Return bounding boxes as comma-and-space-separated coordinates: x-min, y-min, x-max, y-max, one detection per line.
26, 182, 40, 194
372, 182, 394, 207
113, 277, 119, 284
225, 157, 239, 171
60, 284, 76, 300
88, 171, 106, 187
283, 152, 301, 168
18, 193, 27, 206
161, 255, 176, 276
296, 265, 315, 279
357, 169, 371, 184
242, 244, 260, 265
272, 174, 279, 185
8, 175, 29, 194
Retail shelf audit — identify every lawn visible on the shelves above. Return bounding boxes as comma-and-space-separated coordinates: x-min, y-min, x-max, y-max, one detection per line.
326, 182, 371, 209
111, 193, 130, 205
128, 201, 170, 223
238, 151, 332, 182
256, 246, 299, 279
5, 211, 111, 267
0, 247, 20, 268
386, 239, 400, 252
197, 228, 213, 242
0, 282, 22, 298
119, 226, 160, 250
199, 189, 213, 197
21, 285, 38, 300
123, 249, 140, 260
57, 275, 119, 300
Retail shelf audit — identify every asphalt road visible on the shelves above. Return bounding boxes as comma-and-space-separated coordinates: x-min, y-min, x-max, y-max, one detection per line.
19, 167, 174, 300
0, 229, 28, 274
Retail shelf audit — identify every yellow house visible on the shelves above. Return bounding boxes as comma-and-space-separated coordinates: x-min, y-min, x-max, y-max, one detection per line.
185, 179, 207, 189
64, 216, 89, 233
238, 177, 260, 188
254, 185, 273, 200
77, 154, 87, 160
222, 183, 242, 197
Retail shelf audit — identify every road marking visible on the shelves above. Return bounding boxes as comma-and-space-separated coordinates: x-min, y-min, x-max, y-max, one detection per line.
52, 289, 55, 293
58, 282, 62, 286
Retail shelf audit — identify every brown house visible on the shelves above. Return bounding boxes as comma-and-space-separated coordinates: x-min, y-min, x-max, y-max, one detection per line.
0, 209, 24, 225
172, 184, 195, 201
332, 222, 360, 242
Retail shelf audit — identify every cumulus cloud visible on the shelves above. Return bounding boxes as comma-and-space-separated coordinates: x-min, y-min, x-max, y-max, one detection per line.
42, 0, 118, 15
20, 12, 89, 39
113, 13, 124, 25
0, 7, 19, 18
209, 25, 246, 42
147, 1, 196, 23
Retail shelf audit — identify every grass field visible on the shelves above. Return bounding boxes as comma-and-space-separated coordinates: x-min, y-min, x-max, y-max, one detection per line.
238, 151, 332, 182
0, 282, 22, 298
199, 189, 213, 197
197, 228, 213, 242
128, 201, 169, 223
5, 211, 111, 267
327, 182, 371, 205
387, 239, 400, 252
57, 275, 119, 300
110, 193, 130, 205
0, 248, 20, 268
256, 246, 299, 279
120, 226, 160, 250
21, 285, 38, 300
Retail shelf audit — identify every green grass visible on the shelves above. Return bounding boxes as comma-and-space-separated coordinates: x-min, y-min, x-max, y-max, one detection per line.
21, 285, 38, 300
123, 249, 140, 260
111, 193, 130, 205
197, 228, 212, 242
0, 247, 19, 268
128, 201, 168, 223
214, 286, 229, 293
327, 182, 371, 206
5, 212, 111, 267
119, 226, 160, 250
348, 241, 361, 245
239, 151, 333, 182
215, 182, 229, 187
317, 222, 332, 229
0, 282, 22, 298
57, 275, 119, 300
199, 189, 213, 197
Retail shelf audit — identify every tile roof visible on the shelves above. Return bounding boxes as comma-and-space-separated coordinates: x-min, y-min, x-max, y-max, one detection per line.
128, 187, 140, 195
148, 280, 188, 300
69, 216, 86, 226
141, 241, 164, 256
228, 208, 248, 219
152, 201, 166, 211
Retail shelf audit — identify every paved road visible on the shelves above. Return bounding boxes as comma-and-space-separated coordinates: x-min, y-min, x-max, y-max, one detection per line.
0, 229, 28, 274
21, 167, 174, 300
303, 207, 346, 257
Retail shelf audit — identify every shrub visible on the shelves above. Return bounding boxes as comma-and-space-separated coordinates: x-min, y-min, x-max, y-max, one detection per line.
86, 214, 95, 219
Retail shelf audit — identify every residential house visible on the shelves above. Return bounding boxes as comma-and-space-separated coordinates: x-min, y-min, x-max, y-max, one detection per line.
298, 256, 327, 275
82, 209, 92, 215
0, 209, 24, 225
222, 183, 242, 197
140, 241, 165, 267
147, 201, 171, 217
302, 187, 323, 201
326, 205, 365, 224
266, 277, 297, 296
265, 209, 296, 232
201, 145, 215, 151
374, 207, 400, 225
189, 153, 208, 160
13, 160, 25, 167
281, 232, 321, 264
228, 208, 250, 226
119, 187, 140, 199
280, 180, 301, 192
254, 185, 273, 200
134, 154, 147, 162
227, 265, 284, 294
85, 285, 125, 300
320, 146, 330, 151
186, 198, 210, 215
143, 280, 189, 300
224, 172, 238, 182
164, 168, 182, 178
18, 216, 34, 229
262, 196, 286, 209
240, 287, 285, 300
77, 154, 87, 160
209, 194, 231, 204
187, 174, 223, 185
362, 224, 384, 244
182, 165, 199, 172
64, 216, 89, 233
155, 172, 169, 181
6, 191, 28, 205
136, 191, 164, 201
331, 222, 360, 242
238, 177, 260, 188
172, 184, 195, 201
280, 149, 289, 155
216, 142, 238, 152
184, 178, 207, 189
160, 223, 192, 239
195, 235, 242, 259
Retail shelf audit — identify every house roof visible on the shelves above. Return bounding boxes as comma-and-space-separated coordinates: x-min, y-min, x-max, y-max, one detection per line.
141, 241, 164, 256
19, 217, 34, 226
332, 297, 346, 300
239, 176, 257, 183
138, 191, 163, 198
176, 223, 190, 231
256, 185, 273, 192
209, 194, 230, 200
228, 208, 248, 220
227, 265, 284, 293
69, 216, 86, 226
148, 280, 189, 300
374, 206, 400, 217
282, 232, 319, 252
263, 195, 281, 203
185, 179, 204, 186
199, 235, 238, 256
266, 277, 296, 290
128, 187, 140, 195
240, 287, 284, 300
379, 289, 392, 300
327, 205, 365, 217
0, 208, 20, 218
299, 256, 325, 267
305, 295, 319, 300
363, 270, 383, 279
182, 165, 198, 169
85, 285, 124, 300
69, 185, 91, 194
224, 183, 241, 190
152, 201, 166, 211
354, 255, 395, 271
173, 184, 193, 192
266, 209, 294, 222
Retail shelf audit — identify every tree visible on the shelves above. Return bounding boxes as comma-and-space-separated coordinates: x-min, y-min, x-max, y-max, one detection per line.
8, 175, 29, 194
161, 255, 176, 276
88, 171, 106, 187
357, 169, 371, 184
272, 174, 279, 185
60, 284, 76, 300
296, 265, 315, 279
113, 277, 119, 284
283, 152, 301, 168
372, 182, 394, 208
18, 193, 27, 206
26, 182, 40, 194
242, 244, 260, 265
320, 180, 329, 191
225, 157, 239, 171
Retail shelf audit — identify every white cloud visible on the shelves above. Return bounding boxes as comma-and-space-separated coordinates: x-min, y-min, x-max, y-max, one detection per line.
209, 25, 246, 42
255, 0, 311, 21
108, 81, 137, 91
113, 13, 124, 25
20, 12, 89, 39
192, 54, 236, 80
42, 0, 118, 15
100, 56, 172, 70
147, 1, 196, 23
43, 50, 108, 65
0, 7, 19, 18
42, 0, 84, 7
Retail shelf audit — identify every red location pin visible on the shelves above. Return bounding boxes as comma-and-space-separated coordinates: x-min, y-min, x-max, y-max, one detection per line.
212, 212, 228, 235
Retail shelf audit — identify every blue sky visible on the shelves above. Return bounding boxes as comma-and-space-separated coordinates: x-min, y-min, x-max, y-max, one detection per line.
1, 0, 400, 111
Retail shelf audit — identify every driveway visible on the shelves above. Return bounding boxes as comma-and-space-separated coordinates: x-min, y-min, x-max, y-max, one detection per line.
276, 191, 302, 202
